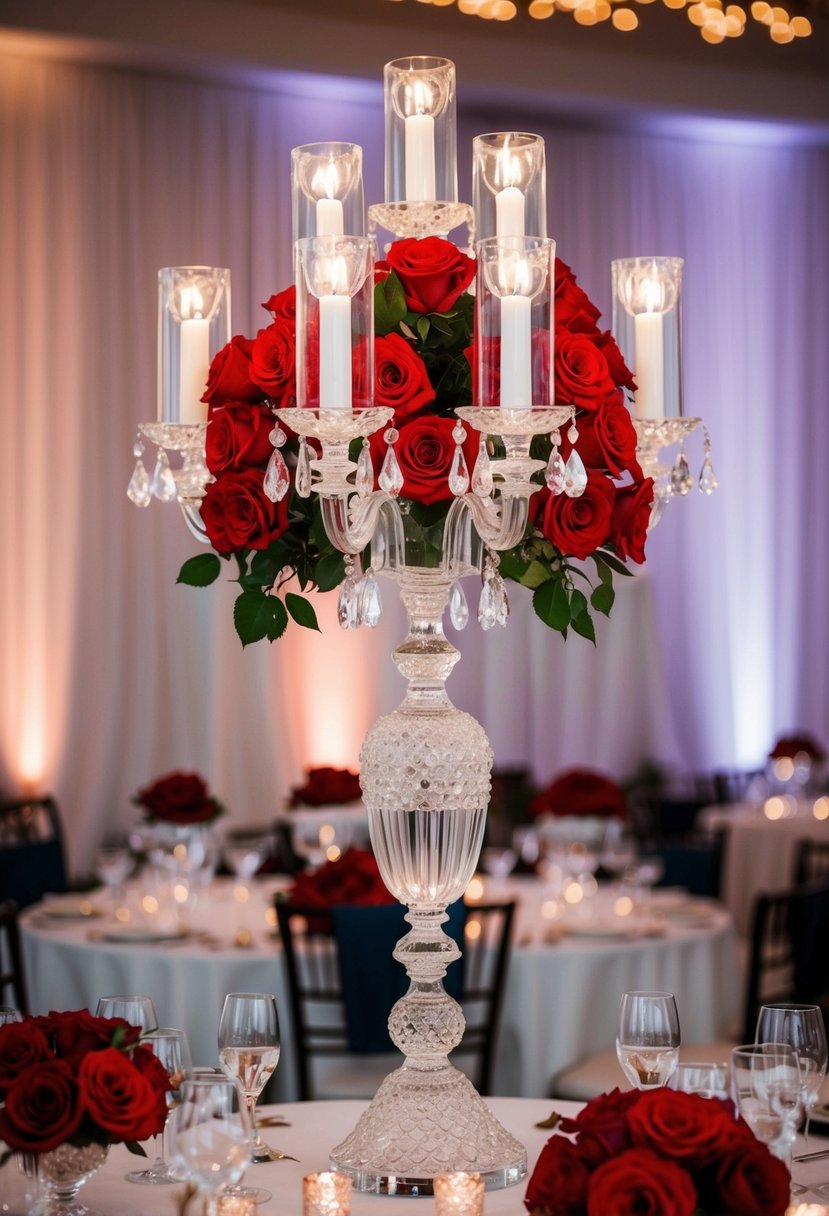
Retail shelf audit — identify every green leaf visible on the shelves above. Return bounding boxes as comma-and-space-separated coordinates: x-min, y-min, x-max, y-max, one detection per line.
249, 544, 290, 588
416, 315, 431, 343
571, 610, 597, 645
498, 548, 530, 582
234, 589, 288, 646
591, 552, 614, 587
285, 592, 320, 631
533, 578, 571, 632
594, 548, 633, 578
374, 273, 407, 336
314, 550, 346, 593
591, 582, 615, 616
519, 559, 553, 590
570, 588, 588, 619
177, 553, 221, 587
125, 1141, 148, 1159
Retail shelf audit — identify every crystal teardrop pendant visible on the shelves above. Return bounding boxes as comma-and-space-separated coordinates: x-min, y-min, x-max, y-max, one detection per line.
358, 574, 382, 628
545, 448, 566, 495
296, 439, 312, 499
379, 445, 404, 497
449, 581, 469, 631
127, 459, 151, 507
671, 452, 693, 496
471, 437, 494, 497
494, 573, 509, 626
338, 576, 360, 630
448, 445, 470, 496
564, 449, 587, 498
356, 441, 375, 498
698, 456, 719, 495
478, 577, 497, 631
263, 448, 290, 503
150, 450, 177, 501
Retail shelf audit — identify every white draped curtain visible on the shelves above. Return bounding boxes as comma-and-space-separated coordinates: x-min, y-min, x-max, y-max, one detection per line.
1, 46, 827, 877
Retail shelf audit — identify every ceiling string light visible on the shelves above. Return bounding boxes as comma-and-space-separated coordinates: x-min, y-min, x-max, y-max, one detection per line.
388, 0, 815, 42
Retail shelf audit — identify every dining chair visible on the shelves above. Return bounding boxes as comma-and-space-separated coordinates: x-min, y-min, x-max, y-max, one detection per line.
0, 900, 29, 1013
794, 838, 829, 888
275, 899, 516, 1101
0, 796, 68, 909
549, 880, 829, 1100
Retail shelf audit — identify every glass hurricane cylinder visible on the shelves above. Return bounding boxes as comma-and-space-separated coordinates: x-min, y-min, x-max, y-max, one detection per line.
295, 236, 374, 411
158, 266, 231, 424
384, 56, 457, 205
611, 256, 684, 421
291, 143, 365, 241
472, 133, 547, 240
475, 237, 556, 409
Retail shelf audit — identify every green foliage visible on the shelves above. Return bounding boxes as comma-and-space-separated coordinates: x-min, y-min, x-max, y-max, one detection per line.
234, 589, 288, 646
177, 553, 221, 587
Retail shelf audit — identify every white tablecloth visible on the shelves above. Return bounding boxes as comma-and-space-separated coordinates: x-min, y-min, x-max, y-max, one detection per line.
700, 802, 829, 935
20, 877, 741, 1100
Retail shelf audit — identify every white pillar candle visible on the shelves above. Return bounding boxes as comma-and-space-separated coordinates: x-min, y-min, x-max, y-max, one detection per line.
316, 197, 344, 237
178, 316, 210, 424
500, 295, 532, 409
496, 185, 525, 238
319, 294, 352, 409
633, 311, 665, 420
404, 113, 436, 202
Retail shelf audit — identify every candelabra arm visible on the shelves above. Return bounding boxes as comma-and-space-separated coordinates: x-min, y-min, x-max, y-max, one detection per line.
318, 489, 405, 557
178, 498, 211, 545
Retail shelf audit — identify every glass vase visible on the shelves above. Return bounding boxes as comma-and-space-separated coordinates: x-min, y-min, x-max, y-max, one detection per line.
328, 541, 527, 1194
35, 1142, 108, 1216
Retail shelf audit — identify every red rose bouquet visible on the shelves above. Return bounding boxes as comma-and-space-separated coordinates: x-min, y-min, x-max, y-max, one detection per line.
525, 1088, 791, 1216
289, 766, 362, 808
0, 1010, 169, 1158
769, 733, 826, 762
133, 770, 223, 824
529, 767, 628, 819
287, 847, 395, 911
179, 238, 652, 646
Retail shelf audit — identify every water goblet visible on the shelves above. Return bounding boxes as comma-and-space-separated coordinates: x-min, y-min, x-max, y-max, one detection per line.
95, 995, 158, 1032
616, 990, 681, 1089
479, 846, 518, 882
0, 1005, 23, 1026
756, 1003, 828, 1140
218, 993, 282, 1166
171, 1076, 253, 1202
731, 1042, 802, 1170
670, 1061, 729, 1098
223, 833, 270, 945
126, 1028, 193, 1184
94, 843, 133, 908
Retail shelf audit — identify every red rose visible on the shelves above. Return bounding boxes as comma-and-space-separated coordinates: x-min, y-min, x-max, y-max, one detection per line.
0, 1021, 51, 1090
539, 469, 615, 560
769, 734, 826, 761
555, 331, 618, 411
710, 1135, 791, 1216
200, 467, 289, 555
134, 771, 220, 825
0, 1060, 82, 1152
628, 1090, 742, 1167
587, 1148, 697, 1216
290, 766, 362, 807
202, 335, 260, 408
374, 333, 435, 421
555, 260, 601, 333
78, 1047, 167, 1142
385, 237, 475, 316
33, 1010, 142, 1069
249, 319, 296, 406
371, 415, 478, 507
595, 330, 636, 393
560, 402, 640, 479
206, 402, 275, 475
524, 1135, 590, 1214
559, 1087, 640, 1168
261, 285, 296, 326
129, 1044, 173, 1122
529, 768, 627, 820
610, 477, 654, 565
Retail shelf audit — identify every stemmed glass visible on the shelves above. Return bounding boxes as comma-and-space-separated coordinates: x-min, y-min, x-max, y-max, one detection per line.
616, 991, 681, 1089
218, 993, 283, 1165
94, 843, 133, 908
223, 834, 270, 944
756, 1003, 828, 1140
0, 1005, 23, 1026
95, 995, 158, 1032
731, 1042, 802, 1170
670, 1061, 729, 1098
171, 1075, 253, 1204
126, 1028, 193, 1184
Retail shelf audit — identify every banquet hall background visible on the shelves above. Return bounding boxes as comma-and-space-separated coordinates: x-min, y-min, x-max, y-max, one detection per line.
1, 0, 828, 881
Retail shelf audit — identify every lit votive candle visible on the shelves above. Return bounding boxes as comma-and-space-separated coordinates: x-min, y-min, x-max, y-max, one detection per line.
303, 1170, 352, 1216
433, 1172, 485, 1216
208, 1194, 258, 1216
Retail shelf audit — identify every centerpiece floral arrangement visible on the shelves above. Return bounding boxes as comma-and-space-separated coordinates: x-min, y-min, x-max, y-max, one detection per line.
286, 847, 396, 911
289, 766, 362, 807
133, 769, 224, 825
0, 1010, 169, 1159
178, 237, 653, 647
529, 767, 628, 819
525, 1087, 791, 1216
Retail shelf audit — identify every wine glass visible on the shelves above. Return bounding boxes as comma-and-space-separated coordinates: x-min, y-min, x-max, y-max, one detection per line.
756, 1003, 828, 1140
94, 843, 133, 907
171, 1075, 252, 1201
0, 1005, 23, 1026
616, 991, 681, 1089
126, 1028, 193, 1184
223, 833, 271, 945
670, 1061, 729, 1098
218, 993, 281, 1165
731, 1042, 802, 1170
95, 995, 158, 1032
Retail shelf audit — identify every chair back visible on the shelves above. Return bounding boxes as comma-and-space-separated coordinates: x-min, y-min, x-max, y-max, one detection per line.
794, 839, 829, 888
275, 899, 515, 1100
0, 797, 68, 908
0, 900, 28, 1013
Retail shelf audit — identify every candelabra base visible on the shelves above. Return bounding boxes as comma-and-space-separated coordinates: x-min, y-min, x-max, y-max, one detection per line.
328, 1063, 527, 1195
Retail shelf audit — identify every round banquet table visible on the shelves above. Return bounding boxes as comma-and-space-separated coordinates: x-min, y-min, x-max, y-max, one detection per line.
699, 801, 829, 936
2, 1097, 827, 1215
20, 876, 742, 1100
